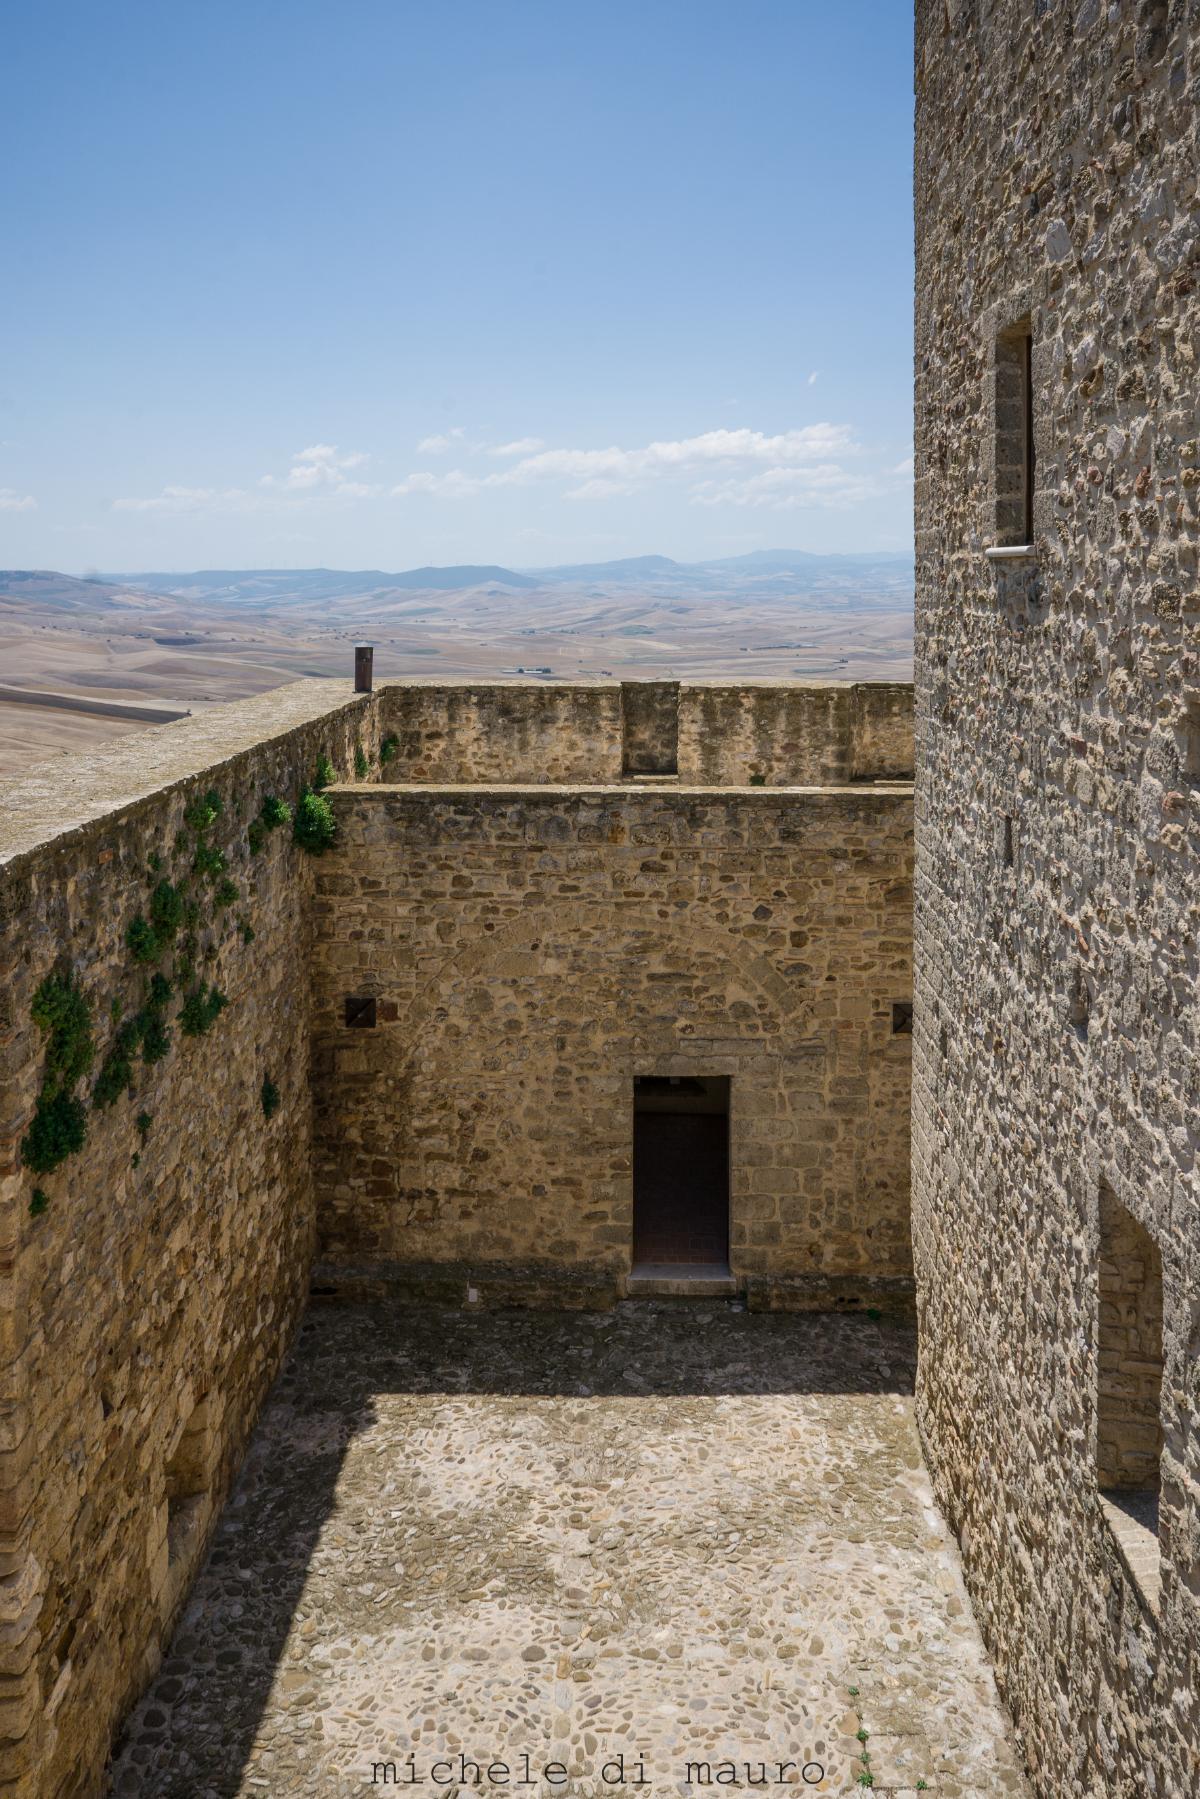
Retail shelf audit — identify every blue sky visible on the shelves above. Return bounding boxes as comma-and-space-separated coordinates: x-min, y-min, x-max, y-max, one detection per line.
3, 2, 914, 573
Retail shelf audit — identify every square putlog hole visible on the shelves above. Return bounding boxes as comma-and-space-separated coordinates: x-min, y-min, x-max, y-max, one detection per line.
1183, 699, 1200, 783
891, 1002, 913, 1035
344, 995, 378, 1029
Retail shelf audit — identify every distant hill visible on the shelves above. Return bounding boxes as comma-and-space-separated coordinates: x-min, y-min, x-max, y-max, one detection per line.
0, 569, 156, 611
389, 564, 540, 590
0, 554, 914, 776
702, 549, 913, 572
535, 555, 683, 582
97, 551, 914, 606
117, 565, 540, 602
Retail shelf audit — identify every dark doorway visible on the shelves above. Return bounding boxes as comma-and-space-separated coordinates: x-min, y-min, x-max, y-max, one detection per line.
632, 1075, 730, 1274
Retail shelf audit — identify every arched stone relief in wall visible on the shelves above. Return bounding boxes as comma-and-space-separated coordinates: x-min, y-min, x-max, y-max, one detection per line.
397, 911, 815, 1046
377, 914, 820, 1261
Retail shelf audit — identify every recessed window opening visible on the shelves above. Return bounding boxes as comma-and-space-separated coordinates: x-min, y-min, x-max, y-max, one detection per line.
1097, 1183, 1164, 1609
1068, 969, 1090, 1039
164, 1396, 213, 1587
344, 995, 377, 1029
1022, 329, 1035, 543
1003, 814, 1015, 867
1182, 699, 1200, 784
995, 318, 1035, 547
632, 1075, 729, 1276
621, 681, 679, 777
891, 1001, 913, 1036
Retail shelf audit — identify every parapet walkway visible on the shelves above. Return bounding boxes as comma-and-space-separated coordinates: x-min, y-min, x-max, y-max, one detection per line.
109, 1306, 1028, 1797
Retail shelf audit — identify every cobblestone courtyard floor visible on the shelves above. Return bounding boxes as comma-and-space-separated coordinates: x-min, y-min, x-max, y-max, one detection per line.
109, 1305, 1029, 1798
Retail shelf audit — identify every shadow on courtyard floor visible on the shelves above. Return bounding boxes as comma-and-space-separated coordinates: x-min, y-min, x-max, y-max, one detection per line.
109, 1304, 923, 1798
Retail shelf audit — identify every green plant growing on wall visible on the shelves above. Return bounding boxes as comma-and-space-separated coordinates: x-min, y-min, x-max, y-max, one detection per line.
33, 972, 94, 1088
94, 970, 173, 1104
21, 970, 94, 1174
139, 973, 173, 1064
293, 786, 336, 855
29, 1188, 49, 1218
192, 841, 227, 882
313, 752, 335, 791
184, 787, 227, 882
149, 878, 184, 943
184, 788, 223, 834
125, 916, 160, 965
261, 1075, 280, 1119
174, 933, 198, 989
179, 983, 228, 1036
354, 743, 369, 779
125, 878, 187, 966
249, 793, 292, 854
238, 917, 255, 945
379, 733, 399, 765
147, 849, 163, 874
136, 1111, 153, 1142
93, 1019, 140, 1108
213, 876, 239, 909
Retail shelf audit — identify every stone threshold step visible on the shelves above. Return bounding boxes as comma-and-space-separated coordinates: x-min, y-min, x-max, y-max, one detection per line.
626, 1263, 737, 1298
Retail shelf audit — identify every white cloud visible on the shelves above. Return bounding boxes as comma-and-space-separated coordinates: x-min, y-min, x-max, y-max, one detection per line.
416, 428, 467, 454
0, 488, 37, 512
113, 485, 248, 514
691, 464, 881, 511
807, 371, 820, 385
496, 426, 857, 487
893, 455, 915, 476
487, 437, 545, 457
260, 443, 375, 494
391, 468, 483, 499
116, 445, 379, 513
391, 425, 863, 505
564, 477, 636, 501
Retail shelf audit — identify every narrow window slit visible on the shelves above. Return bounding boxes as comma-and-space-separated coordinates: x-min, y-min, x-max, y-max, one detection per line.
1096, 1184, 1164, 1611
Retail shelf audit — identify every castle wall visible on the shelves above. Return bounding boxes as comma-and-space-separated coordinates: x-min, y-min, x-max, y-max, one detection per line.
376, 680, 914, 788
310, 782, 913, 1308
914, 4, 1200, 1795
0, 681, 379, 1795
677, 682, 914, 785
378, 682, 625, 784
0, 673, 915, 1790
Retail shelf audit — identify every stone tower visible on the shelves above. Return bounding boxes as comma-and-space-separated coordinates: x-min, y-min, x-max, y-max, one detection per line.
914, 3, 1199, 1795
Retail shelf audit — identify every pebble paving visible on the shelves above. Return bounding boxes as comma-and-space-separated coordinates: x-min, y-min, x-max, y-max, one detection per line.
108, 1304, 1030, 1798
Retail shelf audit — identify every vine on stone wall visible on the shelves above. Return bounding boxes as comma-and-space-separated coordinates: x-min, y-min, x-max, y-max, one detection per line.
21, 732, 369, 1211
20, 971, 94, 1174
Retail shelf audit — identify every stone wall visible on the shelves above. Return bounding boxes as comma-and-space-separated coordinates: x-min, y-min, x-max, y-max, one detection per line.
0, 673, 914, 1790
378, 683, 625, 783
376, 679, 914, 788
914, 4, 1200, 1795
677, 682, 914, 786
310, 781, 913, 1308
0, 681, 380, 1795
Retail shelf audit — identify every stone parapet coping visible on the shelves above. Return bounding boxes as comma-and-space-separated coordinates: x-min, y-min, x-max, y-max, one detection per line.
337, 781, 915, 799
374, 676, 913, 692
0, 679, 370, 865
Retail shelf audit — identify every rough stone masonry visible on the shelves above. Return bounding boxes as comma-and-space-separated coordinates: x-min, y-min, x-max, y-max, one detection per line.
914, 2, 1200, 1795
0, 677, 912, 1795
